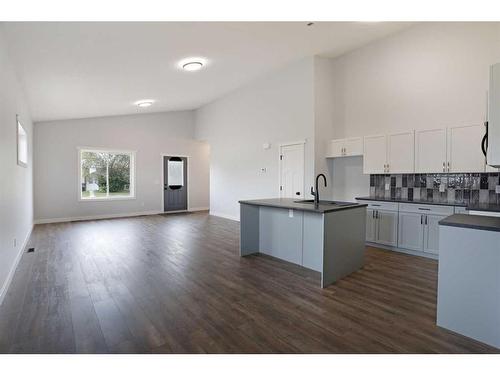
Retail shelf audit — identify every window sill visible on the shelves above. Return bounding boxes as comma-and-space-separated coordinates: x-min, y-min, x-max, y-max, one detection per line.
79, 196, 136, 202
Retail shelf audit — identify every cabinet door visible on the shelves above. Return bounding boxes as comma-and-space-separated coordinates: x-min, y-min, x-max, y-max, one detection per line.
345, 137, 363, 156
415, 128, 447, 173
423, 214, 445, 255
329, 139, 345, 158
387, 131, 415, 173
363, 135, 387, 174
397, 212, 424, 251
448, 125, 485, 173
365, 209, 377, 242
376, 210, 398, 247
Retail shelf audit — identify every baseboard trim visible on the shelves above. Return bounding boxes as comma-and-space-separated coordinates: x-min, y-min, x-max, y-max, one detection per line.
209, 211, 240, 222
34, 207, 211, 225
366, 242, 438, 260
0, 223, 34, 306
34, 210, 163, 224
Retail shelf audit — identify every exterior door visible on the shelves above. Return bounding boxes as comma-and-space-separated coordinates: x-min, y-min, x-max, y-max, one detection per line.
164, 156, 187, 211
280, 143, 305, 198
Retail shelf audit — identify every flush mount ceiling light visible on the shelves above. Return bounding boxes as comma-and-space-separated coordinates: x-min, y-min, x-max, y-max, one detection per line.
135, 100, 154, 108
178, 57, 207, 72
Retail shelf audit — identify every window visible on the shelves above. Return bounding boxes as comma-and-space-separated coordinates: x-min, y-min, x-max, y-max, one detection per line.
79, 148, 135, 200
167, 158, 184, 186
17, 117, 28, 167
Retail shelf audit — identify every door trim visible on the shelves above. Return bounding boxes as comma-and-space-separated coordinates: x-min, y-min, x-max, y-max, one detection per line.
278, 141, 306, 198
160, 154, 191, 213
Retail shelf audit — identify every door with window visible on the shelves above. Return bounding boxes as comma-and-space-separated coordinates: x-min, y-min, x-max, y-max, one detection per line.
279, 143, 305, 198
164, 156, 187, 211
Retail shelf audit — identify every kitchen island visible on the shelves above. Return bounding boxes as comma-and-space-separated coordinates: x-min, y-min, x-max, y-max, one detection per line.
239, 198, 367, 288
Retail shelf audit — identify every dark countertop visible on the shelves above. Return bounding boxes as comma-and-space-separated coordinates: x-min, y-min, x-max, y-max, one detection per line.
239, 198, 367, 213
467, 203, 500, 213
439, 214, 500, 232
356, 196, 467, 207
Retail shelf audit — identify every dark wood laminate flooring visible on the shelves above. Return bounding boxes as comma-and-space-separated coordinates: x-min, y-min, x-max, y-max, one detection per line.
0, 212, 497, 354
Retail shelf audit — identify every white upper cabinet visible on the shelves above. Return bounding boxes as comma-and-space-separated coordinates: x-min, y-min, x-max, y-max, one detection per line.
447, 124, 485, 173
387, 131, 415, 174
344, 137, 363, 156
363, 135, 387, 174
415, 128, 447, 173
327, 137, 362, 158
328, 139, 344, 158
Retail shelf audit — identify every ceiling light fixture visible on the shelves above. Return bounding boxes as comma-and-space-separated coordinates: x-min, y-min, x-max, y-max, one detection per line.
135, 100, 154, 108
178, 57, 207, 72
183, 61, 203, 71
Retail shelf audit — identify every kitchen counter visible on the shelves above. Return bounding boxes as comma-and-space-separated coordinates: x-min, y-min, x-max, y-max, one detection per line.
356, 196, 467, 207
439, 214, 500, 232
239, 198, 367, 288
467, 202, 500, 213
239, 198, 367, 213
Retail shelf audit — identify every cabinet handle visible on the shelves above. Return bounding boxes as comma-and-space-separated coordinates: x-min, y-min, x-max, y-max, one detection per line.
372, 210, 375, 218
376, 210, 379, 219
447, 161, 450, 172
425, 215, 428, 225
442, 162, 446, 172
421, 215, 423, 225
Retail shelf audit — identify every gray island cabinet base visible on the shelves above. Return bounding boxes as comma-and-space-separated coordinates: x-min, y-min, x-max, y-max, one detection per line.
239, 199, 367, 288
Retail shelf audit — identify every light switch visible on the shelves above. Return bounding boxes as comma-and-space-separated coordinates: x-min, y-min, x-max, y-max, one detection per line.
439, 183, 446, 193
385, 183, 390, 191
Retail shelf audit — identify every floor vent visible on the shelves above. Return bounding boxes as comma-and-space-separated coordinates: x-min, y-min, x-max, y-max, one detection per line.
27, 247, 35, 253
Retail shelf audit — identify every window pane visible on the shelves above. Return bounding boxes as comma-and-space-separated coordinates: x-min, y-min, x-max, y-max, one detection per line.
17, 122, 28, 166
108, 153, 131, 197
168, 160, 184, 186
81, 151, 107, 199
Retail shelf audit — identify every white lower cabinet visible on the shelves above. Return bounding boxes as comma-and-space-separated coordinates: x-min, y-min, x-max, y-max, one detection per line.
423, 214, 444, 255
360, 201, 398, 247
398, 211, 424, 251
366, 208, 377, 242
397, 204, 453, 255
376, 210, 398, 246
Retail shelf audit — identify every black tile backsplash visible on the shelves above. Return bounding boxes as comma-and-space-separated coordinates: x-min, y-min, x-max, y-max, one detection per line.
370, 173, 500, 204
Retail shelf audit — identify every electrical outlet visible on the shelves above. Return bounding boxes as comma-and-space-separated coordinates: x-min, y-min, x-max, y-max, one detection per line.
439, 183, 446, 193
260, 167, 267, 173
385, 183, 390, 191
496, 185, 500, 194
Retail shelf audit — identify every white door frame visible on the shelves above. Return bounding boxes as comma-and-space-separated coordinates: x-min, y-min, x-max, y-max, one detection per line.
278, 140, 306, 198
160, 154, 191, 213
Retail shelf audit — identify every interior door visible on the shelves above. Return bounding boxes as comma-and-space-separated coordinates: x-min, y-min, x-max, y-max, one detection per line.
280, 143, 305, 198
164, 156, 188, 211
415, 128, 447, 173
363, 135, 387, 174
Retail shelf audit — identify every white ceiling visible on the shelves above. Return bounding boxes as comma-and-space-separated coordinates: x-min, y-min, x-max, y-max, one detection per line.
3, 22, 413, 122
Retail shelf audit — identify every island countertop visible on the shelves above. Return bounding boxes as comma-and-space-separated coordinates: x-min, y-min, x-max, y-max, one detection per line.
238, 198, 367, 213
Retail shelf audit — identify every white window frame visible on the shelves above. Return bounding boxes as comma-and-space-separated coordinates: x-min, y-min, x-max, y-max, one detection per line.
78, 147, 136, 202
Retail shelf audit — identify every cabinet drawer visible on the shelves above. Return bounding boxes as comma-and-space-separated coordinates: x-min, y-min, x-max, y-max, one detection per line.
357, 200, 399, 211
399, 203, 454, 216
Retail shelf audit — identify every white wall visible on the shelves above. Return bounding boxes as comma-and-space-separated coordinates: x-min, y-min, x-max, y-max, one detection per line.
34, 111, 210, 222
0, 25, 34, 303
195, 58, 315, 220
327, 22, 500, 200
